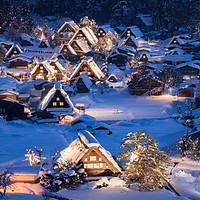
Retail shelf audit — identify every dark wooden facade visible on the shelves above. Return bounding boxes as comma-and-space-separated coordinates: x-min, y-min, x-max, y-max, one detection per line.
96, 28, 106, 38
129, 77, 163, 95
122, 37, 137, 49
6, 46, 22, 59
45, 90, 71, 110
107, 53, 128, 67
71, 62, 100, 83
74, 78, 90, 93
139, 53, 148, 63
49, 61, 65, 81
38, 41, 48, 48
9, 59, 31, 69
178, 87, 195, 97
176, 66, 199, 83
121, 28, 138, 39
80, 146, 120, 176
0, 99, 28, 121
32, 64, 49, 80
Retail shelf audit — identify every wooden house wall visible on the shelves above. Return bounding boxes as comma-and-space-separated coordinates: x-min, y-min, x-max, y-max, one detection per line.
72, 63, 96, 81
74, 78, 90, 93
122, 37, 137, 49
10, 59, 29, 69
178, 88, 194, 97
81, 147, 119, 176
139, 54, 148, 63
0, 99, 27, 121
74, 30, 89, 44
121, 28, 136, 39
0, 93, 17, 100
170, 38, 180, 46
96, 28, 106, 38
177, 66, 199, 76
60, 45, 71, 55
107, 54, 128, 66
32, 64, 49, 80
39, 41, 48, 48
7, 47, 21, 59
46, 90, 70, 109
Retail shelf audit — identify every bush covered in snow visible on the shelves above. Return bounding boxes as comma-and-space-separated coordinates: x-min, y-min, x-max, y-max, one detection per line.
40, 167, 87, 192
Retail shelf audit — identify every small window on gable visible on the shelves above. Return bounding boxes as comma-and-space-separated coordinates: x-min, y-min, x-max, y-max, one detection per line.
99, 157, 102, 161
40, 66, 43, 69
85, 158, 87, 162
53, 102, 57, 106
14, 50, 18, 54
56, 97, 60, 101
90, 156, 96, 161
60, 102, 64, 106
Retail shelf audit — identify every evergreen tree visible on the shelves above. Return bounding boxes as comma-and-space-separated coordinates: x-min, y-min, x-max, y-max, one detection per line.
20, 0, 33, 33
118, 130, 170, 191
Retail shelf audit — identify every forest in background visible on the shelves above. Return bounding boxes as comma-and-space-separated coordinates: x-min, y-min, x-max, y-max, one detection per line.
1, 0, 200, 34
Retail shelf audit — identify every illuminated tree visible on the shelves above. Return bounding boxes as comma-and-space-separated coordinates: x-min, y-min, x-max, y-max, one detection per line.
118, 130, 170, 191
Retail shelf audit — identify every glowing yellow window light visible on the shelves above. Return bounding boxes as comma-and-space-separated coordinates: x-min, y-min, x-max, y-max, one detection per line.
56, 97, 60, 101
53, 102, 57, 106
60, 102, 64, 106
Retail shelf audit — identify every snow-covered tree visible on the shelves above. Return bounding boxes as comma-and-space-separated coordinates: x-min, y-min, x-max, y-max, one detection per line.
79, 16, 98, 32
0, 45, 5, 73
25, 147, 46, 166
118, 130, 170, 191
0, 171, 12, 197
179, 135, 200, 160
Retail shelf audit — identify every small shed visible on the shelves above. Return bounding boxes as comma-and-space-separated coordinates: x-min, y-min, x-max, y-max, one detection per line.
73, 74, 93, 93
178, 87, 195, 97
8, 166, 41, 183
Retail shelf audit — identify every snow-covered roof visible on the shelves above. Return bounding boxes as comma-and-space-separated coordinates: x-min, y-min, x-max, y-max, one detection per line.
126, 26, 144, 38
97, 25, 115, 35
5, 44, 23, 58
108, 68, 124, 81
73, 73, 93, 89
70, 57, 105, 80
8, 53, 33, 63
71, 114, 96, 126
92, 122, 112, 131
176, 62, 200, 70
31, 60, 55, 76
73, 38, 91, 53
57, 130, 121, 173
168, 37, 185, 47
71, 26, 98, 45
0, 90, 19, 96
19, 33, 33, 43
39, 84, 75, 112
137, 14, 153, 26
7, 166, 41, 175
50, 58, 66, 75
170, 48, 186, 55
57, 20, 79, 34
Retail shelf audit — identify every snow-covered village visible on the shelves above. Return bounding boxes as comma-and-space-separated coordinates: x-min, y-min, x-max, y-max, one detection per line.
0, 0, 200, 199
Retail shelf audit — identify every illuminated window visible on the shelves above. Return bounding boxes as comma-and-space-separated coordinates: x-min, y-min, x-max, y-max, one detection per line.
99, 163, 104, 168
94, 163, 100, 168
99, 157, 102, 161
103, 33, 105, 36
98, 33, 100, 36
40, 66, 43, 69
127, 33, 130, 37
90, 156, 96, 161
87, 163, 93, 168
174, 40, 177, 43
14, 50, 18, 54
40, 70, 44, 73
127, 30, 130, 33
53, 102, 57, 106
60, 102, 64, 106
85, 158, 88, 162
143, 55, 146, 58
56, 97, 60, 101
100, 30, 103, 33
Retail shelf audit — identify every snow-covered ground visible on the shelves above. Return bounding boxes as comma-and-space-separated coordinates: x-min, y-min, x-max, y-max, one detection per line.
0, 88, 199, 199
